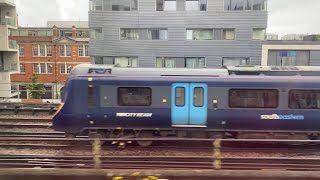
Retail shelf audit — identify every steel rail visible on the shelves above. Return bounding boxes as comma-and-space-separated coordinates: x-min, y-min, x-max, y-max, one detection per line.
0, 124, 51, 128
0, 118, 52, 120
1, 143, 320, 156
0, 156, 319, 170
0, 137, 319, 143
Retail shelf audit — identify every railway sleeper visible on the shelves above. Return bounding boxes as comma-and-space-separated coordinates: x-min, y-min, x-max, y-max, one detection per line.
236, 132, 311, 142
65, 129, 319, 146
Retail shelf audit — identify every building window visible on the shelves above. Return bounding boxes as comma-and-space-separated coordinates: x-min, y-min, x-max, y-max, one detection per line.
40, 44, 46, 56
94, 56, 138, 67
28, 31, 37, 36
33, 63, 52, 74
90, 28, 103, 39
120, 29, 168, 40
187, 29, 235, 40
225, 0, 267, 11
66, 45, 71, 56
252, 28, 266, 40
156, 57, 176, 68
89, 0, 103, 11
19, 45, 24, 56
60, 63, 73, 74
12, 30, 53, 37
114, 57, 138, 67
289, 90, 320, 109
187, 29, 213, 40
185, 57, 205, 68
46, 45, 52, 56
111, 0, 138, 11
78, 45, 89, 57
93, 56, 103, 64
186, 0, 207, 11
32, 45, 39, 57
222, 57, 250, 66
223, 29, 236, 40
60, 45, 71, 57
267, 50, 310, 66
19, 63, 25, 73
59, 30, 72, 37
252, 0, 266, 10
118, 87, 152, 106
32, 44, 52, 57
279, 51, 297, 66
229, 89, 278, 108
40, 63, 46, 73
157, 0, 177, 11
156, 57, 205, 68
33, 64, 39, 74
76, 30, 90, 38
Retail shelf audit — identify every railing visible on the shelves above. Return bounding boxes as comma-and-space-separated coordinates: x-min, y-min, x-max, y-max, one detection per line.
11, 30, 53, 37
0, 0, 15, 5
9, 40, 17, 49
0, 16, 16, 26
0, 83, 63, 100
0, 64, 18, 72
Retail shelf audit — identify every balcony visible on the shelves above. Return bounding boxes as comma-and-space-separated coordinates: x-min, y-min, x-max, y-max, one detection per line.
9, 40, 17, 49
0, 16, 16, 27
0, 64, 18, 72
0, 0, 15, 7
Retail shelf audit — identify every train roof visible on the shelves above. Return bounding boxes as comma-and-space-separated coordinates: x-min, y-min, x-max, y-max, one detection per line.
226, 66, 320, 76
70, 64, 229, 76
70, 64, 320, 77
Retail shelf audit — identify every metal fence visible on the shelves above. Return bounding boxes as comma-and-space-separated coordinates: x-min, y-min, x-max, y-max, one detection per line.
0, 83, 63, 101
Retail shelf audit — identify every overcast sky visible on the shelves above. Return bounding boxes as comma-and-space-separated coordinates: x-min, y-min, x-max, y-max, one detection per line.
15, 0, 320, 37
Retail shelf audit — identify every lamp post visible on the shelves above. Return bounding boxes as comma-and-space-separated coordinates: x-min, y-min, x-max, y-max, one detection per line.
53, 43, 58, 99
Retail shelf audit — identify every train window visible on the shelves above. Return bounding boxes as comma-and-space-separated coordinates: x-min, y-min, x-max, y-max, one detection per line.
88, 85, 95, 107
118, 87, 152, 106
289, 90, 320, 109
229, 89, 278, 108
194, 87, 204, 107
175, 87, 185, 106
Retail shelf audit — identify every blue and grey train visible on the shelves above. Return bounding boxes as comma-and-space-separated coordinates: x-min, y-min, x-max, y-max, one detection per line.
52, 64, 320, 146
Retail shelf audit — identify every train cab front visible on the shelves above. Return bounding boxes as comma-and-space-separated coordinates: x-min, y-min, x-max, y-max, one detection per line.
52, 101, 83, 137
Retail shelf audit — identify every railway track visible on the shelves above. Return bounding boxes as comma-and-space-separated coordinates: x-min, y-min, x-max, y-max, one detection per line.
0, 103, 58, 116
0, 118, 51, 123
0, 124, 51, 128
0, 138, 320, 158
0, 155, 319, 171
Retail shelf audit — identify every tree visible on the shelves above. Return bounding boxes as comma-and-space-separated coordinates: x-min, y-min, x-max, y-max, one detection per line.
27, 74, 46, 99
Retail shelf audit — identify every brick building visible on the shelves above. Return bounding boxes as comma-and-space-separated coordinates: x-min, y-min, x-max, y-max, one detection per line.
10, 21, 90, 99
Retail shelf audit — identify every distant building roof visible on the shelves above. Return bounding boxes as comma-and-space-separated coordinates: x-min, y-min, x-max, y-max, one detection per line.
303, 35, 320, 41
47, 21, 88, 28
281, 34, 306, 41
264, 40, 320, 45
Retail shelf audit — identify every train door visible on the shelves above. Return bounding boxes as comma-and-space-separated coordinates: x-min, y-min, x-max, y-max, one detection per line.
171, 83, 208, 127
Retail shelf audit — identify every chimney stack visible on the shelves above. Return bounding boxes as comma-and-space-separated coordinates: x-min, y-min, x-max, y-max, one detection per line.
72, 26, 77, 37
53, 25, 58, 37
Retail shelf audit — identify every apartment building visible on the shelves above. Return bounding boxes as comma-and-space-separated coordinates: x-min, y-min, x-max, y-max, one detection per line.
89, 0, 268, 68
0, 0, 18, 98
10, 22, 90, 99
